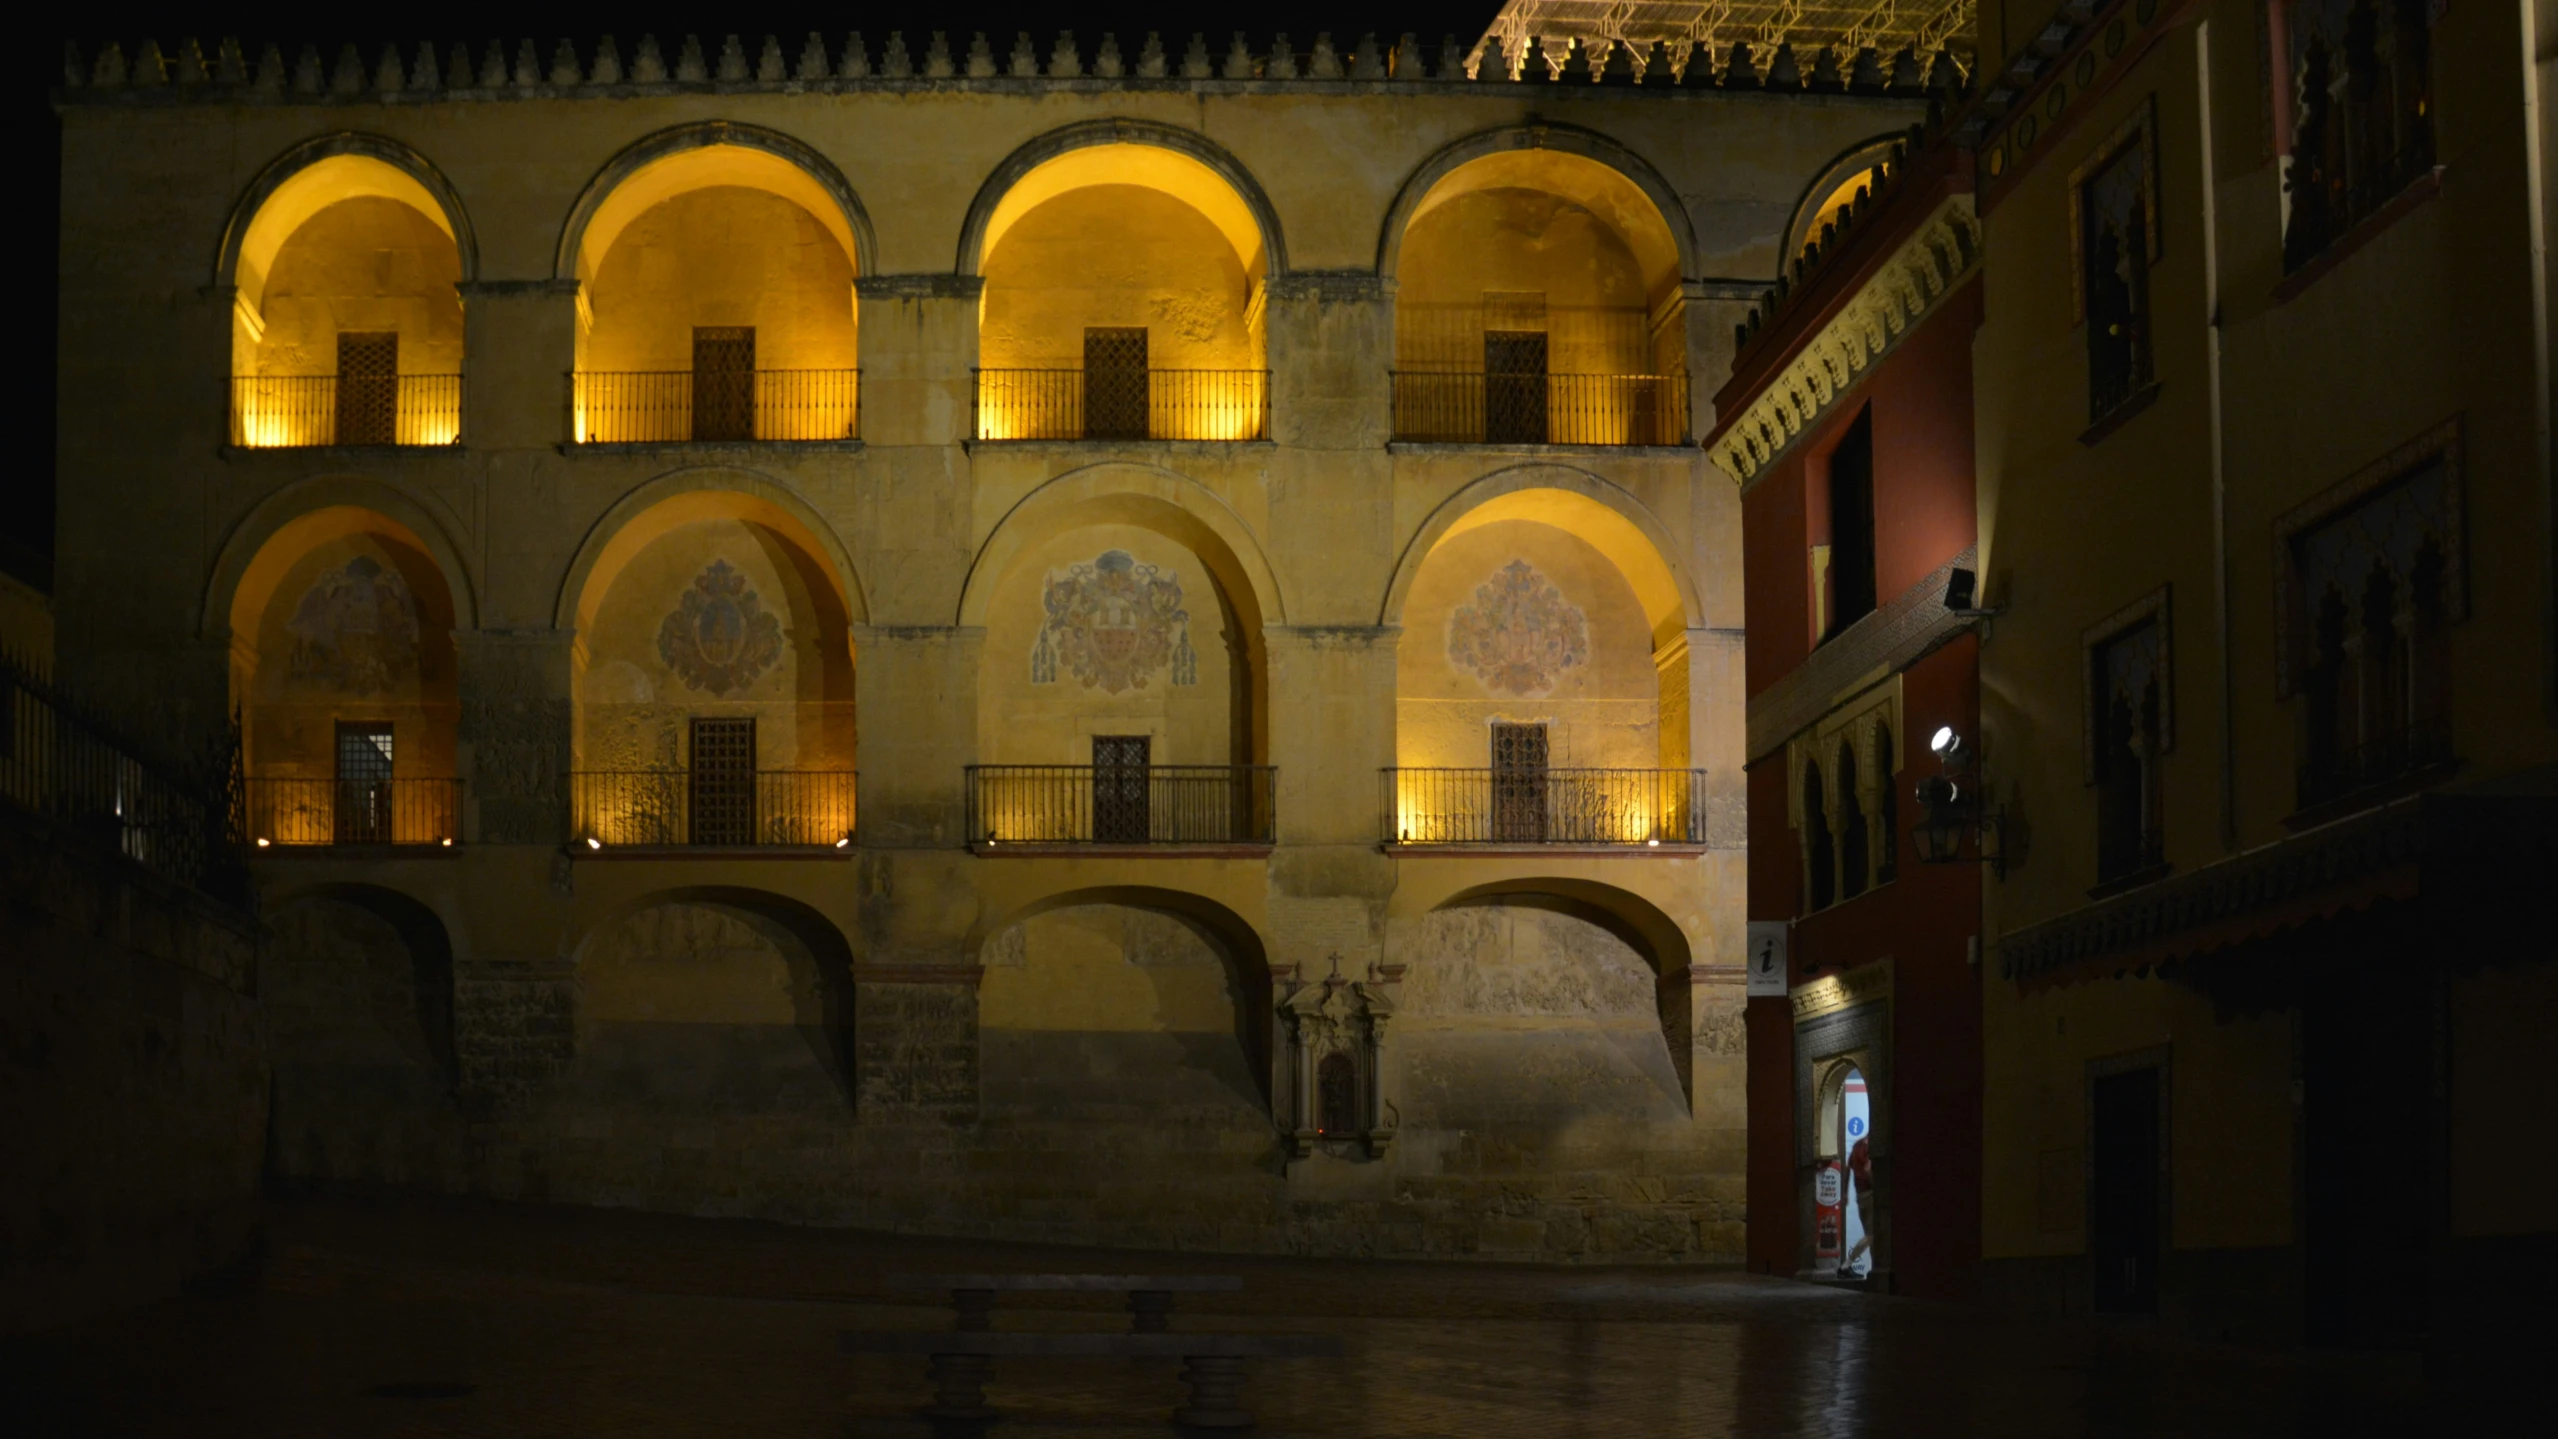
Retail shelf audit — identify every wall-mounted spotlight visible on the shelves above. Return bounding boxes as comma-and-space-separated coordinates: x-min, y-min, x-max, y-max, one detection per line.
1942, 566, 2003, 619
1913, 722, 2004, 876
585, 836, 602, 851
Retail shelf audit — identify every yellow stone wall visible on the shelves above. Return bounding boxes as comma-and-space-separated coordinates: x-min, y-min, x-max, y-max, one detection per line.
580, 185, 859, 373
1969, 0, 2555, 1309
53, 60, 1922, 1259
243, 196, 465, 377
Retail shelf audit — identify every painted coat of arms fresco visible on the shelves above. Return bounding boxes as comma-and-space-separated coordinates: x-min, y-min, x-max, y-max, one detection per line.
286, 554, 420, 696
1447, 559, 1588, 696
658, 559, 784, 696
1032, 549, 1196, 693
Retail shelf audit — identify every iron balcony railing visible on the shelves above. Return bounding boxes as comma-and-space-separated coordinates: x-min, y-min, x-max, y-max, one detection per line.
1390, 371, 1689, 446
229, 374, 463, 447
967, 764, 1276, 846
572, 769, 857, 848
1383, 767, 1707, 846
973, 368, 1270, 442
0, 649, 238, 898
570, 369, 861, 443
2296, 715, 2454, 811
244, 777, 462, 848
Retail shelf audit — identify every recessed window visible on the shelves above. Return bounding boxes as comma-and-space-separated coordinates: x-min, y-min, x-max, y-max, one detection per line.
2082, 587, 2173, 887
2275, 0, 2437, 272
1820, 407, 1877, 641
2071, 102, 2159, 424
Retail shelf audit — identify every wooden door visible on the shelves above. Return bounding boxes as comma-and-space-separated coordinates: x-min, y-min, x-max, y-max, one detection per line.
1083, 327, 1149, 440
1489, 722, 1549, 842
1483, 331, 1548, 444
692, 326, 756, 441
688, 717, 758, 845
2091, 1067, 2162, 1313
1092, 734, 1151, 843
334, 722, 394, 843
335, 332, 398, 446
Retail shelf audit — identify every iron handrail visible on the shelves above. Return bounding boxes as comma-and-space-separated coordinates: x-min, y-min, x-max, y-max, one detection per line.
967, 764, 1277, 845
1382, 766, 1707, 845
571, 769, 857, 848
569, 368, 861, 443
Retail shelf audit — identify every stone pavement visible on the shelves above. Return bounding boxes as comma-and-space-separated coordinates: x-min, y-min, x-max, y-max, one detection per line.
4, 1195, 2435, 1437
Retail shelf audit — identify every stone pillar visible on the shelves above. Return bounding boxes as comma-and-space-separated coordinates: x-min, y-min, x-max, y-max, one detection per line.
1685, 626, 1750, 849
850, 624, 980, 849
1683, 281, 1765, 436
853, 275, 983, 448
1264, 271, 1393, 451
453, 628, 573, 846
456, 279, 580, 451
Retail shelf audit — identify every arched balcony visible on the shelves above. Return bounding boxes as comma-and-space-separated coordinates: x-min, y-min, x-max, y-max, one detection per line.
1386, 139, 1691, 447
228, 507, 463, 847
960, 474, 1275, 849
566, 132, 865, 444
967, 129, 1275, 443
222, 144, 468, 448
564, 487, 859, 850
1384, 481, 1702, 847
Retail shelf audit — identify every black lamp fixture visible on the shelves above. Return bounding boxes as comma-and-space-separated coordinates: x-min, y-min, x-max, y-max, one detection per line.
1912, 723, 2004, 876
1942, 566, 2002, 618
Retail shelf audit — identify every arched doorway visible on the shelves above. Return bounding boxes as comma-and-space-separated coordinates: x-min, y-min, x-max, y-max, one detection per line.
263, 885, 462, 1185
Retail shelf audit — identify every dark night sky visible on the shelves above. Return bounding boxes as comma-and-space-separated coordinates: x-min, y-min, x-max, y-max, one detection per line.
11, 4, 1506, 584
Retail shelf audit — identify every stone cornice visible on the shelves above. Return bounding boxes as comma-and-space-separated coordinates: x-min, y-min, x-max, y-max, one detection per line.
1708, 196, 1979, 490
1745, 546, 1975, 765
1265, 271, 1391, 303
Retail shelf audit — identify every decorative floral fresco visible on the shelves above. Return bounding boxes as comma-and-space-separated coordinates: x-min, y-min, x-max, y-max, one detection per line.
1033, 549, 1196, 693
658, 559, 784, 696
286, 554, 420, 696
1447, 560, 1588, 696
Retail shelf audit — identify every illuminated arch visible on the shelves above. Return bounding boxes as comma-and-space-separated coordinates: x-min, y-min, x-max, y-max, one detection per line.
956, 119, 1289, 278
554, 121, 876, 284
554, 468, 868, 636
1781, 133, 1907, 277
956, 462, 1287, 633
1376, 123, 1697, 290
204, 476, 478, 643
216, 134, 477, 313
1381, 464, 1699, 646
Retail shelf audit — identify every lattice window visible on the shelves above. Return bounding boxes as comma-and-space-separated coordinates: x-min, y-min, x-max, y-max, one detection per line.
2083, 591, 2171, 883
1490, 721, 1549, 842
1083, 327, 1149, 440
1483, 330, 1549, 445
1092, 734, 1151, 843
335, 332, 398, 446
2070, 101, 2160, 424
1316, 1051, 1357, 1137
2276, 0, 2436, 271
334, 721, 394, 844
2278, 423, 2462, 806
692, 326, 756, 442
688, 716, 757, 845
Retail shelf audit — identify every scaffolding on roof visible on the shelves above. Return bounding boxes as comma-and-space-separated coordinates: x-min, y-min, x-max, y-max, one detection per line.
1473, 0, 1976, 71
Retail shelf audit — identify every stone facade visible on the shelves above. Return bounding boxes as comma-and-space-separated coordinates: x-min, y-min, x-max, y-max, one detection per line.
51, 35, 1932, 1259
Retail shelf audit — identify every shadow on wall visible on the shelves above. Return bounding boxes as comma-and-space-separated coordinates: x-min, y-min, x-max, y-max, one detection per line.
980, 902, 1274, 1142
572, 893, 855, 1111
263, 885, 464, 1187
1397, 896, 1692, 1135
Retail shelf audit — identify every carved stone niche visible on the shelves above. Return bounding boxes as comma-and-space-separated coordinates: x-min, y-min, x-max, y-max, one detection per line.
1278, 958, 1398, 1160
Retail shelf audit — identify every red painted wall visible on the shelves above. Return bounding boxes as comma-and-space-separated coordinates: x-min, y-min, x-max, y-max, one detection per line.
1740, 280, 1983, 1299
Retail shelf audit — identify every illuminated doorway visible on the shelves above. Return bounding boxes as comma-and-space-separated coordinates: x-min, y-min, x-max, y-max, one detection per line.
1834, 1064, 1875, 1279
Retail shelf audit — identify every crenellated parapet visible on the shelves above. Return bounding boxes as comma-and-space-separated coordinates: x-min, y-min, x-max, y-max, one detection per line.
58, 31, 1969, 104
1711, 194, 1980, 488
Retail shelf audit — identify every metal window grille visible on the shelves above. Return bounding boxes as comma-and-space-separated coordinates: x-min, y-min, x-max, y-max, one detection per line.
691, 327, 757, 442
1489, 722, 1550, 842
335, 332, 399, 446
688, 717, 758, 846
1083, 328, 1149, 440
1091, 735, 1152, 843
1483, 331, 1550, 444
1317, 1051, 1357, 1137
333, 722, 395, 844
